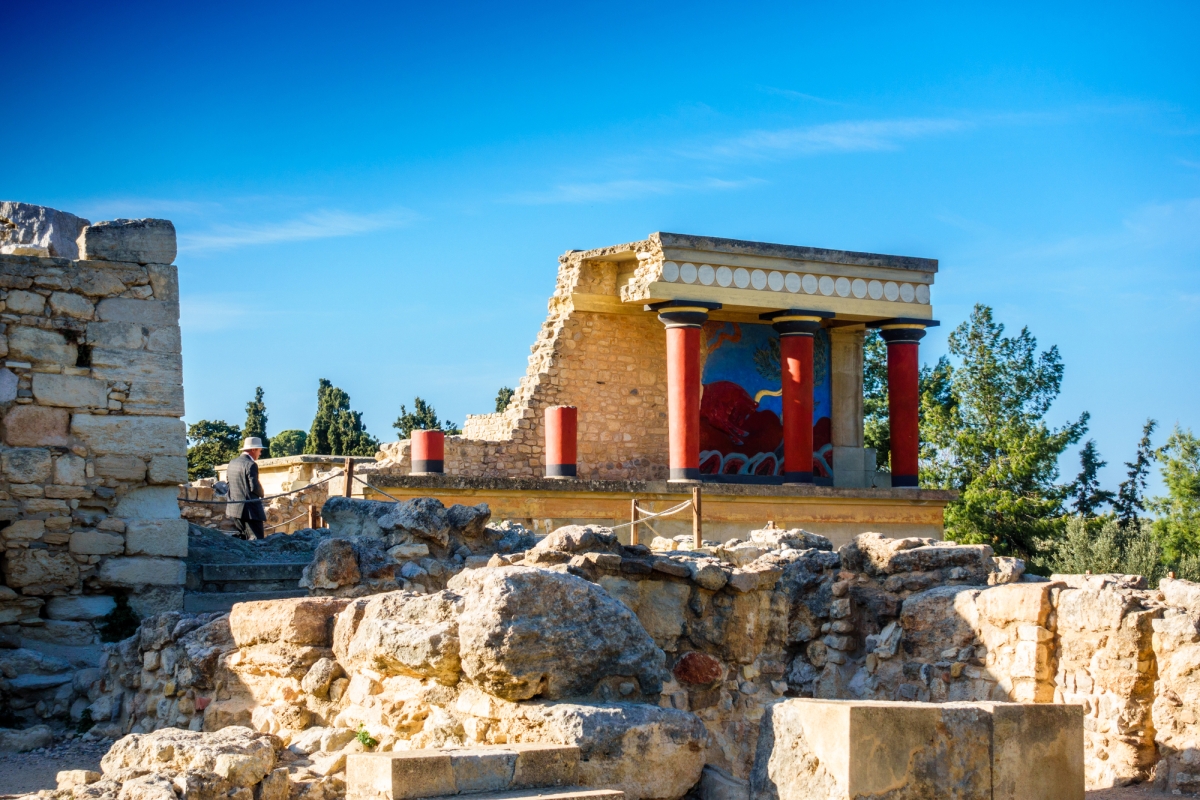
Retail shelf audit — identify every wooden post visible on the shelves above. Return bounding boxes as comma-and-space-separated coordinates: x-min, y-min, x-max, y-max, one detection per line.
343, 458, 354, 498
692, 486, 702, 549
308, 504, 320, 529
630, 498, 639, 546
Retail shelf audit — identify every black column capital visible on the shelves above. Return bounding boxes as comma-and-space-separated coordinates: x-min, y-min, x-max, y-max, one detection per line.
871, 317, 939, 344
647, 299, 722, 328
760, 308, 833, 336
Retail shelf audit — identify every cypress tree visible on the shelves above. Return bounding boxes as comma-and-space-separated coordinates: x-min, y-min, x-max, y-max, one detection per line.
305, 379, 379, 456
243, 386, 270, 453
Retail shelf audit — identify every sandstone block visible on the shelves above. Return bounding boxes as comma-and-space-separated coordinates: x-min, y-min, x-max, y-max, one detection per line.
48, 291, 94, 319
125, 382, 185, 416
983, 702, 1084, 800
70, 267, 127, 297
6, 289, 46, 315
45, 594, 117, 620
147, 454, 187, 484
1161, 577, 1200, 610
95, 297, 179, 326
145, 326, 182, 353
751, 699, 993, 800
94, 454, 147, 480
115, 485, 183, 518
3, 519, 45, 544
56, 769, 102, 790
125, 518, 188, 557
978, 582, 1053, 627
54, 453, 87, 485
80, 218, 177, 265
230, 596, 352, 648
101, 726, 277, 786
2, 447, 53, 483
347, 751, 456, 800
89, 348, 182, 384
337, 590, 463, 684
4, 548, 80, 591
71, 415, 185, 456
70, 530, 125, 555
4, 404, 70, 447
0, 201, 90, 259
31, 372, 107, 408
146, 264, 179, 303
86, 321, 145, 349
8, 326, 76, 365
97, 556, 185, 587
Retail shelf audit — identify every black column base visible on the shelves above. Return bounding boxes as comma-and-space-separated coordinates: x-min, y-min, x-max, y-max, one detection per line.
546, 463, 577, 478
783, 471, 814, 484
411, 460, 444, 475
669, 467, 701, 482
891, 474, 919, 488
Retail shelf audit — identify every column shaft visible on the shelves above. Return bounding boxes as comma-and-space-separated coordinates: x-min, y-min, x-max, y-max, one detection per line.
666, 325, 702, 481
886, 340, 920, 487
781, 333, 814, 482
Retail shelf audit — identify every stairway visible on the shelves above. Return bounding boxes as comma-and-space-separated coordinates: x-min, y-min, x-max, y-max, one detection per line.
346, 744, 623, 800
183, 561, 310, 613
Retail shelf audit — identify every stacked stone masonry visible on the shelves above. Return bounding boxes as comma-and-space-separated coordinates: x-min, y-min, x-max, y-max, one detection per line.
0, 207, 187, 733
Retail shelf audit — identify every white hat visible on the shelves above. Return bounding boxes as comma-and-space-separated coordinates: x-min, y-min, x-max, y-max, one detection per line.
241, 437, 266, 452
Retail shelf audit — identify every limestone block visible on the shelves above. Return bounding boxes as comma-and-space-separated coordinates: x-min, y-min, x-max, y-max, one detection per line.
2, 447, 53, 483
94, 454, 148, 480
1161, 577, 1200, 610
977, 582, 1053, 627
45, 595, 117, 620
128, 586, 184, 617
4, 548, 81, 591
115, 486, 183, 518
0, 723, 55, 753
0, 590, 43, 624
70, 267, 127, 297
337, 590, 462, 684
89, 348, 182, 384
6, 289, 46, 315
125, 382, 185, 417
71, 415, 186, 456
22, 619, 97, 646
0, 368, 16, 402
0, 202, 90, 259
146, 326, 182, 354
3, 519, 45, 543
31, 372, 107, 408
146, 264, 179, 303
48, 292, 94, 319
81, 218, 176, 265
97, 556, 186, 587
54, 453, 87, 485
230, 596, 353, 647
86, 321, 145, 349
95, 297, 179, 326
125, 518, 188, 557
4, 405, 70, 446
70, 530, 125, 555
347, 751, 455, 800
7, 326, 76, 365
101, 726, 277, 786
148, 455, 187, 484
983, 703, 1084, 800
597, 575, 690, 647
751, 699, 992, 800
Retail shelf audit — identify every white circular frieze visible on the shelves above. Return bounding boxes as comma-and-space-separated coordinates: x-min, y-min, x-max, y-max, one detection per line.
716, 266, 733, 287
884, 281, 900, 301
852, 278, 868, 298
751, 269, 767, 290
680, 262, 698, 284
900, 283, 915, 303
915, 284, 930, 304
733, 267, 751, 289
767, 271, 784, 291
835, 277, 851, 297
785, 272, 801, 293
662, 261, 679, 282
802, 274, 818, 294
698, 264, 715, 285
819, 275, 835, 296
868, 280, 883, 300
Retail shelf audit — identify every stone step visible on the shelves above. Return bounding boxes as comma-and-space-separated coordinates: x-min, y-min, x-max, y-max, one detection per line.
183, 589, 309, 613
425, 789, 622, 800
200, 562, 309, 582
347, 744, 589, 800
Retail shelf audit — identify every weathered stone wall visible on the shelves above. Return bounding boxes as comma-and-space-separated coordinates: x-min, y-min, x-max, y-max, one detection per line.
0, 210, 187, 731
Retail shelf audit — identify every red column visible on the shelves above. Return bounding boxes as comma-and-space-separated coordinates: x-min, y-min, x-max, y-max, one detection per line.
653, 301, 719, 482
545, 406, 578, 478
764, 310, 830, 484
880, 324, 927, 488
780, 334, 814, 482
411, 429, 445, 475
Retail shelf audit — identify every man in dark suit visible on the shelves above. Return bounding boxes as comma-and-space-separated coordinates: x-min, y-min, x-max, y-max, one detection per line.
226, 437, 267, 540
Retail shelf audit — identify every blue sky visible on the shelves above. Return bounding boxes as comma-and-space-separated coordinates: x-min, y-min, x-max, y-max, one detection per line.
5, 1, 1198, 494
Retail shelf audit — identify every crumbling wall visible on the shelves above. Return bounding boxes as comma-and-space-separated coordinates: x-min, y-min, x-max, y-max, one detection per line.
0, 211, 188, 731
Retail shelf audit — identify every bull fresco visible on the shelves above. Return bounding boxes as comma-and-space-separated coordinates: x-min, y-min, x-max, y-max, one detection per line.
699, 321, 832, 480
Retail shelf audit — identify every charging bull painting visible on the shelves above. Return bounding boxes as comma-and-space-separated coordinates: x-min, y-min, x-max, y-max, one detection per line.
700, 322, 832, 479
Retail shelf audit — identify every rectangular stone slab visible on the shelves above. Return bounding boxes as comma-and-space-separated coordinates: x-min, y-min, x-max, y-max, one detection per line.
347, 745, 581, 800
979, 702, 1085, 800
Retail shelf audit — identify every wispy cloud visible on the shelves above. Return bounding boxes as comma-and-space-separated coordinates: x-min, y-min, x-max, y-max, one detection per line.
505, 177, 763, 205
757, 86, 851, 107
178, 207, 419, 252
1013, 197, 1200, 260
180, 295, 260, 333
695, 117, 972, 161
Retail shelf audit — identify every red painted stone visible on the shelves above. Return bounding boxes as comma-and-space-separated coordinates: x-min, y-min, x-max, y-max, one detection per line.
194, 696, 211, 710
673, 651, 724, 684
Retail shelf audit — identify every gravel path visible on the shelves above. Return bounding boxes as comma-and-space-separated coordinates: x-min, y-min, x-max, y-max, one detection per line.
0, 738, 111, 797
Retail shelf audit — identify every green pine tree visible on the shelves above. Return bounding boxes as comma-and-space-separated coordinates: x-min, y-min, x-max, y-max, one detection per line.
269, 429, 308, 458
1149, 425, 1200, 563
1114, 419, 1158, 533
495, 386, 515, 413
1067, 439, 1116, 518
243, 386, 270, 454
305, 379, 380, 456
186, 420, 242, 479
393, 397, 460, 439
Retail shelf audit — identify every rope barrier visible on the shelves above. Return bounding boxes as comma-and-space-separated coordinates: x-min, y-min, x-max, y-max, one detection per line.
609, 499, 693, 530
265, 510, 309, 531
352, 474, 405, 503
180, 470, 344, 505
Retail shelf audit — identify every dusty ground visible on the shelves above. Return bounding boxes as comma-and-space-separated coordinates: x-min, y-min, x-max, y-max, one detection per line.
0, 738, 111, 797
0, 739, 1192, 798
